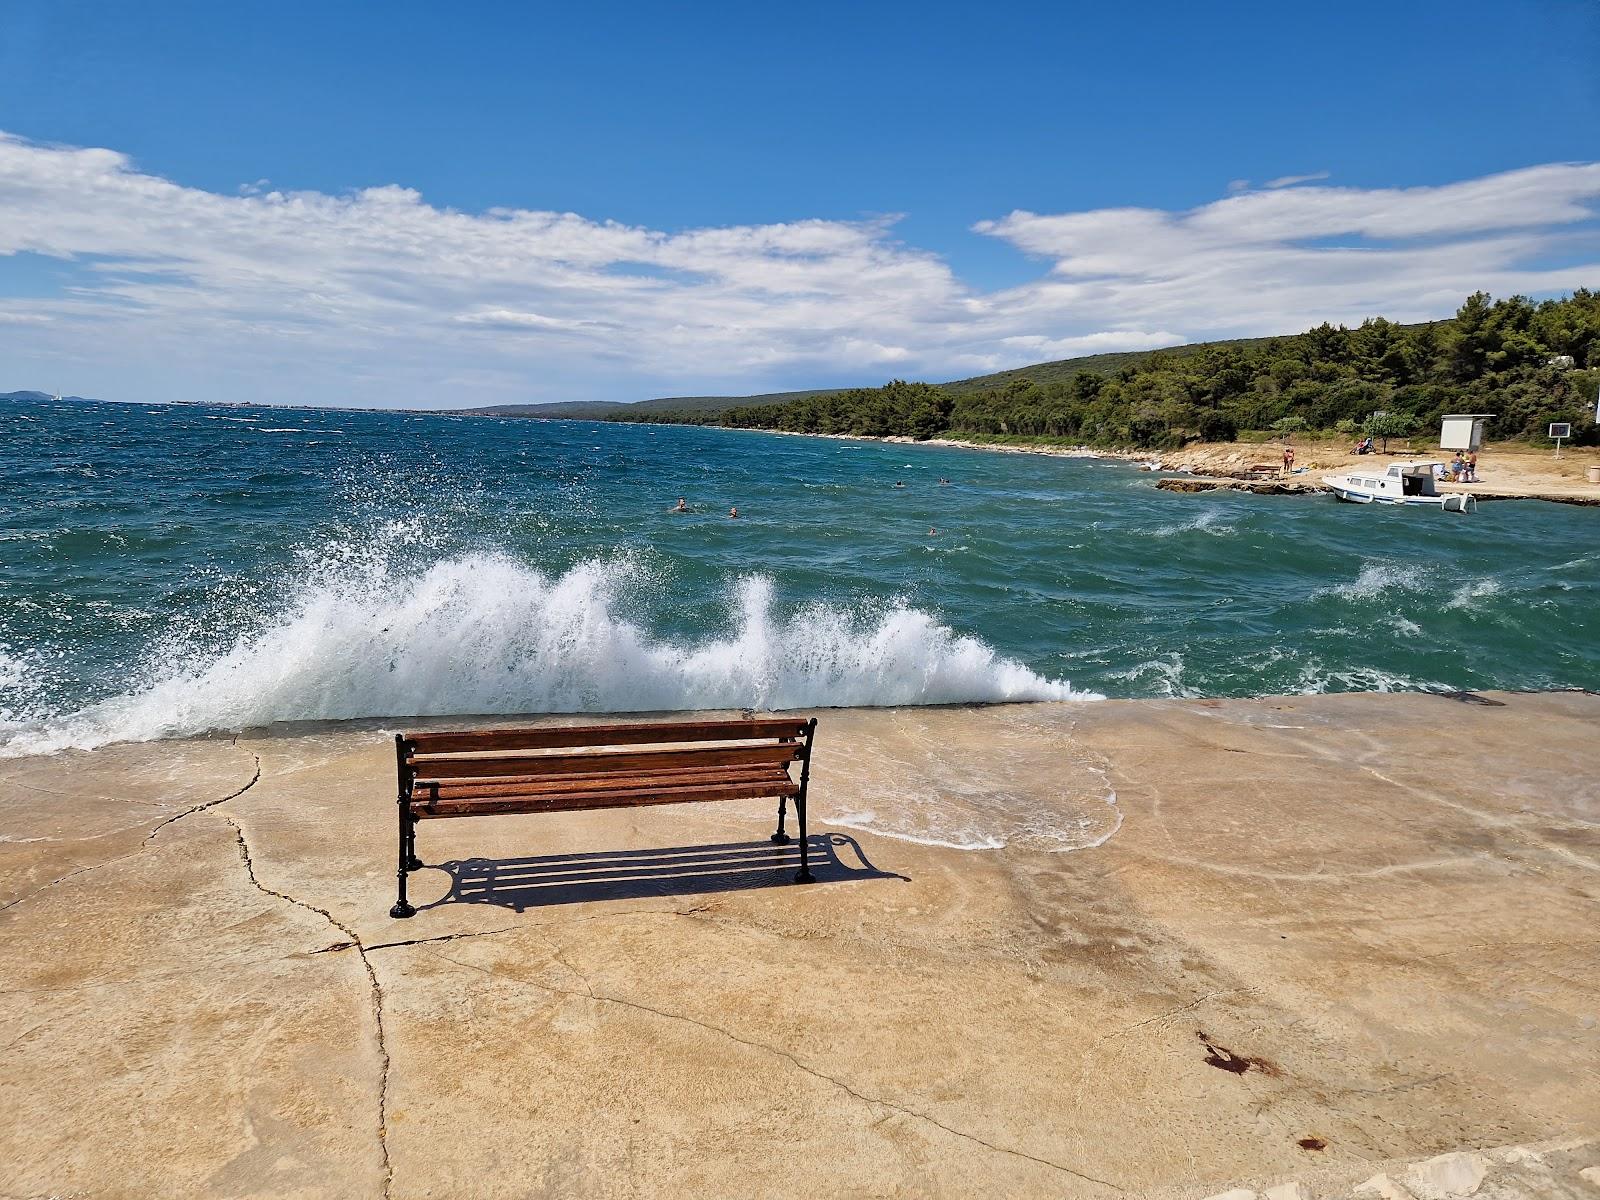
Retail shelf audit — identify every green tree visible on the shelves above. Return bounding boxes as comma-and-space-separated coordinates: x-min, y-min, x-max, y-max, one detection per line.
1448, 291, 1494, 381
1271, 415, 1307, 435
1361, 410, 1416, 453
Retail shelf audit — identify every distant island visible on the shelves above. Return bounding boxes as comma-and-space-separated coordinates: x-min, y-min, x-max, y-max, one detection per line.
470, 291, 1600, 450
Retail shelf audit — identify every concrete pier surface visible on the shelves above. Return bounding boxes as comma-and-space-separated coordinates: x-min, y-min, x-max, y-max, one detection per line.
2, 691, 1596, 1198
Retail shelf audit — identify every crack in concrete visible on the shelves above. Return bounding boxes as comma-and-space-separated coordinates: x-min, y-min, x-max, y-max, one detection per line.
0, 755, 261, 915
0, 1019, 52, 1056
1329, 1072, 1452, 1098
363, 926, 519, 953
142, 757, 263, 847
426, 945, 1126, 1193
0, 777, 169, 806
1103, 987, 1258, 1040
222, 816, 394, 1200
356, 902, 719, 956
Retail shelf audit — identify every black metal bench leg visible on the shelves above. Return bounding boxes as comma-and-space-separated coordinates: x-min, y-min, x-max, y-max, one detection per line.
795, 792, 813, 883
405, 814, 423, 872
390, 801, 415, 918
794, 717, 816, 884
771, 795, 791, 844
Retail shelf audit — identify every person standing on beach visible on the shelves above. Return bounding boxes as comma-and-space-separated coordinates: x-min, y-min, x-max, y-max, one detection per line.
1466, 450, 1479, 482
1282, 443, 1295, 477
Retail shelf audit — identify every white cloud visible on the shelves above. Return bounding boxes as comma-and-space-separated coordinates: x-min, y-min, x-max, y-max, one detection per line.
1, 131, 1597, 406
997, 330, 1187, 358
1263, 170, 1331, 189
974, 164, 1600, 338
453, 309, 614, 332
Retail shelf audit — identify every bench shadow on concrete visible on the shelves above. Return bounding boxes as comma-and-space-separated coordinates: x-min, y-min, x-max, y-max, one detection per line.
417, 833, 907, 913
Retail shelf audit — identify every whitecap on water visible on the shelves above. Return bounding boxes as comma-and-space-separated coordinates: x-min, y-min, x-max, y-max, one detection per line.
1149, 507, 1237, 539
1322, 560, 1420, 602
1444, 578, 1503, 610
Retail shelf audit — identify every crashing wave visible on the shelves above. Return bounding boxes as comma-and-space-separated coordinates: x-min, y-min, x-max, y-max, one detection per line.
0, 554, 1096, 757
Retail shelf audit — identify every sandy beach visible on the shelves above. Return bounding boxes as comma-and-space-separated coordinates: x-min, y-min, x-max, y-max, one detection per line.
3, 691, 1597, 1198
742, 426, 1600, 504
881, 435, 1600, 504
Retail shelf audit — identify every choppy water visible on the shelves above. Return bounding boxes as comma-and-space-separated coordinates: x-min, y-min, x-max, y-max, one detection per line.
4, 397, 1597, 764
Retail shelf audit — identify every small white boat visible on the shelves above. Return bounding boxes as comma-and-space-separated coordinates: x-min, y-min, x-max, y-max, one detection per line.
1322, 461, 1477, 513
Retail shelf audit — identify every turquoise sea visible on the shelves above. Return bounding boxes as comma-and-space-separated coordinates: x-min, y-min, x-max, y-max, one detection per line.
3, 395, 1597, 757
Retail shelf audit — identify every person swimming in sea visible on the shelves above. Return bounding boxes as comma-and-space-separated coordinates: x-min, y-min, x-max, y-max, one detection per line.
729, 506, 739, 519
671, 497, 688, 513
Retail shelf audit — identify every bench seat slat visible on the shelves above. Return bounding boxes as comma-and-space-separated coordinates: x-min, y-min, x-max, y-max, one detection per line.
406, 717, 809, 756
411, 778, 798, 819
420, 764, 792, 801
411, 742, 800, 781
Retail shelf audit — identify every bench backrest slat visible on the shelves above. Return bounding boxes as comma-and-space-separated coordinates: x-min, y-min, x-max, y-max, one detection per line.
410, 741, 801, 782
424, 763, 788, 801
415, 780, 792, 818
406, 717, 808, 756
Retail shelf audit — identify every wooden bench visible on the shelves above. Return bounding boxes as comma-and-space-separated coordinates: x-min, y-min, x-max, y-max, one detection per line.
388, 716, 818, 917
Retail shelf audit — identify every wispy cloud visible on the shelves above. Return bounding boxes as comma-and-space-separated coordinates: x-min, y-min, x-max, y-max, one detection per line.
1, 132, 1597, 406
1263, 170, 1331, 188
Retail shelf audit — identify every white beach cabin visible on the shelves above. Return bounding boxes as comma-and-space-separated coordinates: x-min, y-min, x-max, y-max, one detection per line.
1321, 461, 1476, 512
1439, 413, 1492, 451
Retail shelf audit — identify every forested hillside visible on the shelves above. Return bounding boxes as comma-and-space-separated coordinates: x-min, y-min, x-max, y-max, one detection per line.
610, 291, 1600, 448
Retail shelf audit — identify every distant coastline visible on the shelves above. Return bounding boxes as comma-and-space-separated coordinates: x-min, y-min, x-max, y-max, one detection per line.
617, 418, 1600, 507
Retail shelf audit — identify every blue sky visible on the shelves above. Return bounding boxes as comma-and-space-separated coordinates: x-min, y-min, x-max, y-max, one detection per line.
2, 0, 1598, 407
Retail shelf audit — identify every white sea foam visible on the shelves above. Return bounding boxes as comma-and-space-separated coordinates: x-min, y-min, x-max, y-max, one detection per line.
1330, 561, 1418, 601
1549, 554, 1598, 572
0, 555, 1095, 757
1290, 661, 1448, 694
1150, 506, 1236, 539
821, 720, 1121, 853
0, 650, 35, 725
1107, 652, 1200, 698
1444, 578, 1503, 610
